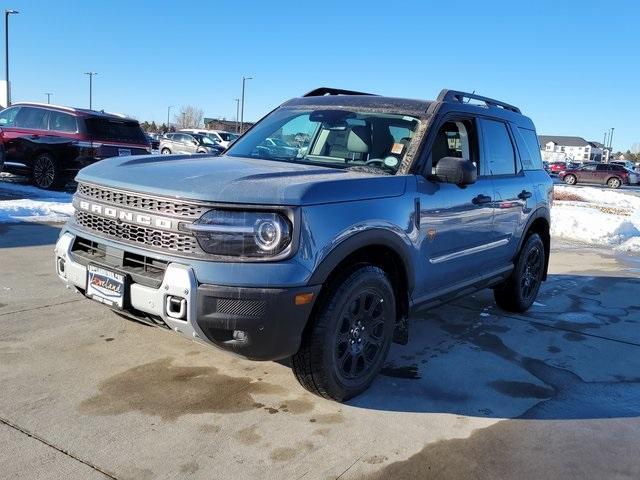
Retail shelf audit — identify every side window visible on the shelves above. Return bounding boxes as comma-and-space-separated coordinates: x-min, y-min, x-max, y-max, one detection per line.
514, 127, 544, 170
596, 164, 610, 172
430, 119, 476, 174
14, 107, 48, 130
582, 164, 597, 171
480, 119, 516, 175
0, 106, 20, 126
48, 111, 77, 133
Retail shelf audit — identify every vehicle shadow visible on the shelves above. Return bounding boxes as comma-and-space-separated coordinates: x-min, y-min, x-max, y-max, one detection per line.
0, 222, 62, 248
349, 273, 640, 420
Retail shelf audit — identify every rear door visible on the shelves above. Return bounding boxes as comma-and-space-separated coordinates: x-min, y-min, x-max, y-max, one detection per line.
478, 118, 529, 271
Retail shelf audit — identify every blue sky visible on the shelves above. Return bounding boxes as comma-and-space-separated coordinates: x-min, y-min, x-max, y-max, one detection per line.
7, 0, 640, 151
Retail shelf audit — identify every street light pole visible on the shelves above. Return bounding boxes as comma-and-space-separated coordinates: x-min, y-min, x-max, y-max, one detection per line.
5, 9, 19, 107
84, 71, 97, 110
234, 98, 240, 133
45, 92, 52, 104
240, 76, 253, 133
609, 127, 615, 151
167, 105, 173, 130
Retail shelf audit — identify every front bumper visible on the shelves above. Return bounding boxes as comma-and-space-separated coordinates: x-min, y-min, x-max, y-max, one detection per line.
54, 232, 320, 360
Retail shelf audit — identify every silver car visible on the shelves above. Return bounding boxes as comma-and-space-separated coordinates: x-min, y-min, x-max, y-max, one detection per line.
159, 132, 223, 155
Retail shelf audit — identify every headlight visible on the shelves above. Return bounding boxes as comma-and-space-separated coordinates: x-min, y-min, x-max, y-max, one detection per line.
185, 210, 292, 257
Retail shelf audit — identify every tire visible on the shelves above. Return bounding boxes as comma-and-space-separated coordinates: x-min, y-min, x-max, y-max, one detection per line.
32, 153, 64, 190
291, 265, 396, 401
493, 233, 545, 313
607, 177, 621, 189
563, 174, 576, 185
161, 148, 171, 154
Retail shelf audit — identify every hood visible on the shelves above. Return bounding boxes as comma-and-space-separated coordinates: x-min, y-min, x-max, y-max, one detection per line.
76, 154, 408, 206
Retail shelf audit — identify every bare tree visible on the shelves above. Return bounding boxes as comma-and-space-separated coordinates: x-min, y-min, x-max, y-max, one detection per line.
174, 105, 204, 129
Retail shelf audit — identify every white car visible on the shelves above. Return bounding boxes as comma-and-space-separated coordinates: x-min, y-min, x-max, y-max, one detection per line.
179, 129, 239, 148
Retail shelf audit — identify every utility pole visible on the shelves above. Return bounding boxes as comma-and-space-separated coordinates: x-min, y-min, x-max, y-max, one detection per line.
234, 98, 240, 133
84, 71, 97, 110
240, 76, 253, 133
609, 127, 615, 151
5, 9, 19, 106
167, 105, 173, 130
45, 92, 52, 104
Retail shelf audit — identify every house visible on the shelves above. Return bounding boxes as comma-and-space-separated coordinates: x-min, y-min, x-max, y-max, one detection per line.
538, 135, 610, 163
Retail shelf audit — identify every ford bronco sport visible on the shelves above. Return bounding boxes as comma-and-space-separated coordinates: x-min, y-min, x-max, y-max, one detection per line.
54, 88, 552, 401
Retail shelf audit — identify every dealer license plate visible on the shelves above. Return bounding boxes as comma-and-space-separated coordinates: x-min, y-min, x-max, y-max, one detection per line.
87, 264, 125, 309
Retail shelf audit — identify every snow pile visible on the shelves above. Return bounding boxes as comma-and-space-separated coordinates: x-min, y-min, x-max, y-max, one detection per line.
0, 179, 73, 223
552, 185, 640, 253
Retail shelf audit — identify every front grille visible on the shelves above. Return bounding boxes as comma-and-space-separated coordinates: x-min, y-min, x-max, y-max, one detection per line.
77, 183, 208, 219
71, 235, 169, 289
75, 211, 200, 254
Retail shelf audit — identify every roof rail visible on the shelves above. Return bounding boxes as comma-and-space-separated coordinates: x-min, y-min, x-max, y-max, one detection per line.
302, 87, 377, 97
436, 89, 521, 114
11, 101, 77, 113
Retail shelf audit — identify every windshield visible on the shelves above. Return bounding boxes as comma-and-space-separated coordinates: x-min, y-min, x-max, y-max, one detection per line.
225, 108, 421, 174
199, 135, 217, 146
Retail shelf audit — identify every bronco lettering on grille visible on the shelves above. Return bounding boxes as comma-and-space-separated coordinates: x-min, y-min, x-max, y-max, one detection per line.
78, 200, 173, 229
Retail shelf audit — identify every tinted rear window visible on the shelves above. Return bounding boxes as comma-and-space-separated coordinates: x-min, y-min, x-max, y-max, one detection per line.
84, 117, 147, 144
515, 127, 544, 170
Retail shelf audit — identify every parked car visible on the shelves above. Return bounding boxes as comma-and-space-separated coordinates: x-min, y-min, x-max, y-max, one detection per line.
256, 137, 300, 158
548, 161, 567, 174
55, 87, 551, 401
559, 162, 634, 188
159, 132, 224, 156
146, 133, 160, 150
179, 129, 239, 148
611, 160, 635, 171
0, 103, 150, 189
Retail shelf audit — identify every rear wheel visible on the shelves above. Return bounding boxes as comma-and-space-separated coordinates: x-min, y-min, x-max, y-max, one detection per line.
607, 177, 621, 189
32, 153, 64, 190
291, 266, 396, 401
161, 148, 171, 154
563, 174, 577, 185
494, 233, 545, 313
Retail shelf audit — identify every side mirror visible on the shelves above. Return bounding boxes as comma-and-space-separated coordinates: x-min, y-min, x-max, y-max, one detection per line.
434, 157, 477, 185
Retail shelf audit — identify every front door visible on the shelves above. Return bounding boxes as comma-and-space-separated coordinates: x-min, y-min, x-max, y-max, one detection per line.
413, 117, 495, 301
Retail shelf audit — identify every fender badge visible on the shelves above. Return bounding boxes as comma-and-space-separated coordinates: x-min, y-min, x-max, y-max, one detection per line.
427, 229, 437, 241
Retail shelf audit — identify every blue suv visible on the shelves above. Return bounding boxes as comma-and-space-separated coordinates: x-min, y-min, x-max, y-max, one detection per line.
54, 88, 552, 401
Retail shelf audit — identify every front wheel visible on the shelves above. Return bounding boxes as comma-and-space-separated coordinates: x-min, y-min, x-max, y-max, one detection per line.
563, 174, 577, 185
32, 153, 64, 190
607, 177, 621, 189
161, 148, 171, 155
291, 266, 396, 401
494, 233, 545, 313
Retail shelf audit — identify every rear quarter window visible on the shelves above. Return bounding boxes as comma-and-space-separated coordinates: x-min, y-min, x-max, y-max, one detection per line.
514, 127, 544, 170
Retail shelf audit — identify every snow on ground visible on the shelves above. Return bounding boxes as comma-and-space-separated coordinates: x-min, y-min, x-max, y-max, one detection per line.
0, 177, 73, 223
552, 185, 640, 253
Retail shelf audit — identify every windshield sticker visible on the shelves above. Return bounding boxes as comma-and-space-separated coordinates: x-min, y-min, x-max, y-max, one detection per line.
390, 143, 404, 155
384, 156, 399, 168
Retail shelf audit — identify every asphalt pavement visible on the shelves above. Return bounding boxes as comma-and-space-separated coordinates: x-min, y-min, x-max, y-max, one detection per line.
1, 223, 639, 480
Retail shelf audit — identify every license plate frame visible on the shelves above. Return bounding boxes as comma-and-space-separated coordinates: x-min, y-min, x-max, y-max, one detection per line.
118, 148, 132, 157
86, 264, 126, 309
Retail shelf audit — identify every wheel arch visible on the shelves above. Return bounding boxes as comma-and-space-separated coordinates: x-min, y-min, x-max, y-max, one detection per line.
307, 229, 415, 327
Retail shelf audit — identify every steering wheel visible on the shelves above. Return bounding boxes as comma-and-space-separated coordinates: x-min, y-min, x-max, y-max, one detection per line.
365, 158, 386, 167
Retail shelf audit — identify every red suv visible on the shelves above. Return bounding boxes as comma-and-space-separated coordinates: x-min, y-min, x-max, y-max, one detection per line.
0, 103, 150, 189
559, 162, 634, 189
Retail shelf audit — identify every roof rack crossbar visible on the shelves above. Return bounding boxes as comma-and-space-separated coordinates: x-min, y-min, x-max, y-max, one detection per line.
436, 89, 521, 114
302, 87, 378, 97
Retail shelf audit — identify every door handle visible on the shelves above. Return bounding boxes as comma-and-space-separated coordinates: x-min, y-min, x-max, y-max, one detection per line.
518, 190, 532, 200
472, 194, 492, 205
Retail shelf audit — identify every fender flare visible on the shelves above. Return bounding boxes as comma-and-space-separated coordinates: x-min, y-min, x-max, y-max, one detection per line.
307, 228, 416, 293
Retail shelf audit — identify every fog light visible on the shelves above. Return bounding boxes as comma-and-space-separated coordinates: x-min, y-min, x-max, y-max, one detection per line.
233, 330, 247, 342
